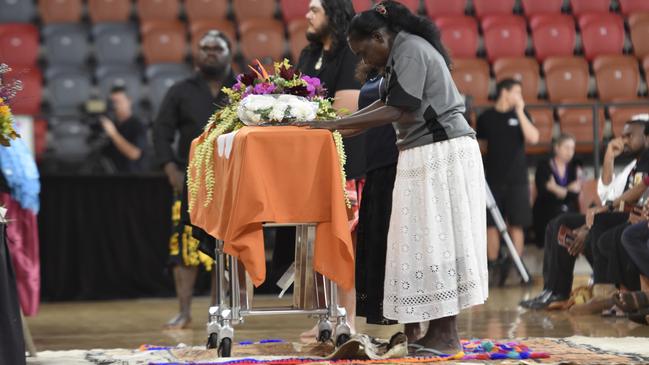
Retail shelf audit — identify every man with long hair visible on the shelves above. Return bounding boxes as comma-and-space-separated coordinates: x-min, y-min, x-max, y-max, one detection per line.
271, 0, 363, 341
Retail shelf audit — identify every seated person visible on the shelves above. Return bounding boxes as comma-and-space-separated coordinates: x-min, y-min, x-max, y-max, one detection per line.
100, 86, 147, 173
521, 118, 649, 310
532, 133, 582, 248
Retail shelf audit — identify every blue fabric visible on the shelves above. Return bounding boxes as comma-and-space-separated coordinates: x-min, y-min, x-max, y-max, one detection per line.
0, 138, 40, 213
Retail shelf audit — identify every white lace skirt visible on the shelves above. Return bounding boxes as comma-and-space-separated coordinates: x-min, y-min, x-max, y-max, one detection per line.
382, 136, 489, 323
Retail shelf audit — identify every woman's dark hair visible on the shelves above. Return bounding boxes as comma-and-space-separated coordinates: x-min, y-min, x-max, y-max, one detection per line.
348, 0, 451, 67
354, 61, 377, 82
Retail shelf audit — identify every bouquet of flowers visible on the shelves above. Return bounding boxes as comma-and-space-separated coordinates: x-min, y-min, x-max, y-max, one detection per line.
187, 59, 348, 211
0, 64, 21, 146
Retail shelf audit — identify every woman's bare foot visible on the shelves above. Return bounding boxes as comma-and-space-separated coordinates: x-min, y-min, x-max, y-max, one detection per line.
414, 316, 462, 354
163, 313, 192, 330
404, 323, 424, 343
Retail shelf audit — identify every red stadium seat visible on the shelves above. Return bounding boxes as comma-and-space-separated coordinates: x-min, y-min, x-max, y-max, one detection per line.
521, 0, 563, 17
629, 13, 649, 60
424, 0, 466, 19
618, 0, 649, 16
451, 58, 490, 105
3, 67, 42, 116
558, 102, 605, 153
280, 0, 308, 23
473, 0, 515, 19
185, 0, 229, 22
288, 19, 309, 62
593, 55, 640, 101
481, 15, 527, 62
395, 0, 420, 13
88, 0, 132, 23
435, 16, 478, 59
141, 21, 187, 64
239, 19, 286, 65
0, 24, 39, 67
189, 19, 237, 58
232, 0, 277, 20
493, 57, 540, 101
543, 56, 590, 101
38, 0, 83, 24
609, 104, 649, 137
352, 0, 373, 12
530, 14, 576, 62
569, 0, 611, 17
578, 13, 624, 61
38, 0, 82, 24
137, 0, 179, 22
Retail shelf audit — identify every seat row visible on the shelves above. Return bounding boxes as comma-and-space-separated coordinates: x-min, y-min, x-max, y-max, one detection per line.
3, 0, 649, 24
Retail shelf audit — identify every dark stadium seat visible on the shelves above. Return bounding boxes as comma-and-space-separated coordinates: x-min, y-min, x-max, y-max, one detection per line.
0, 0, 37, 23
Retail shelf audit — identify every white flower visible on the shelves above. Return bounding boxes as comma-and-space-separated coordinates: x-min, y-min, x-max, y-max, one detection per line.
243, 95, 275, 111
269, 102, 288, 122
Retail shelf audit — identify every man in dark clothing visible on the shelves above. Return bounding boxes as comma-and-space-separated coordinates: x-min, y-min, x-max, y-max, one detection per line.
153, 30, 236, 329
521, 119, 649, 310
476, 78, 539, 281
100, 86, 147, 173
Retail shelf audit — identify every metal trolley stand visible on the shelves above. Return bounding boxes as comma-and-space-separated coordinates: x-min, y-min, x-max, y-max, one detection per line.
206, 223, 352, 357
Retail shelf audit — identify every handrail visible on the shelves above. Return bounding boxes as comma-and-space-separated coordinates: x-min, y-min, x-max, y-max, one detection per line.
469, 99, 649, 177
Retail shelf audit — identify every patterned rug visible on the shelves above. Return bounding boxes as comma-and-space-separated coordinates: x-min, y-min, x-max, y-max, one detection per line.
26, 337, 649, 365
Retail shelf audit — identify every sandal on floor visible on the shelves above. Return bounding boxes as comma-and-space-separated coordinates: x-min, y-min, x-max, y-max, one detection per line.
614, 291, 649, 314
629, 308, 649, 325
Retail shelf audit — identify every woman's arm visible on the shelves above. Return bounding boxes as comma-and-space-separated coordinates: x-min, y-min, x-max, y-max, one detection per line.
305, 105, 414, 130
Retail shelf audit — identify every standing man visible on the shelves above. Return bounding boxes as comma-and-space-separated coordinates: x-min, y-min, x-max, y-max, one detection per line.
153, 30, 236, 329
271, 0, 363, 341
476, 78, 539, 285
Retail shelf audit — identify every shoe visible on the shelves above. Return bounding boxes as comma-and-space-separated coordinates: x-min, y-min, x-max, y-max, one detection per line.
519, 289, 550, 308
520, 290, 568, 310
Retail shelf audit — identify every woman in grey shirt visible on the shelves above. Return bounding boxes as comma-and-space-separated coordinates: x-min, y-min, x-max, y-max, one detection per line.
299, 0, 488, 355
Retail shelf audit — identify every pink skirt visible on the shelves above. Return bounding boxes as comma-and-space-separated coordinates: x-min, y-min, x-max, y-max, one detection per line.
1, 192, 40, 316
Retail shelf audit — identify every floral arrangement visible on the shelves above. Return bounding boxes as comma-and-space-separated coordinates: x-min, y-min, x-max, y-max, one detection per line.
0, 64, 21, 146
187, 59, 348, 212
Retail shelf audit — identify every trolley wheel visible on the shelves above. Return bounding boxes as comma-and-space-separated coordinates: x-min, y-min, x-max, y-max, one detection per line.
206, 333, 219, 349
336, 333, 350, 347
219, 337, 232, 357
317, 329, 332, 342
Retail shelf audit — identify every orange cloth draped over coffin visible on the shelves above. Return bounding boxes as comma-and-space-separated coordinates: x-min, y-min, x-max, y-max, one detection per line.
188, 126, 354, 290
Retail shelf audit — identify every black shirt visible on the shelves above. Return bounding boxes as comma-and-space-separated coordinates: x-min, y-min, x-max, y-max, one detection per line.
360, 76, 398, 172
153, 72, 236, 168
297, 44, 365, 179
476, 108, 532, 186
102, 116, 147, 173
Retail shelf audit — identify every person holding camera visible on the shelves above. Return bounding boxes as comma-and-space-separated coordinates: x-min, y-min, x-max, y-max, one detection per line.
100, 86, 146, 173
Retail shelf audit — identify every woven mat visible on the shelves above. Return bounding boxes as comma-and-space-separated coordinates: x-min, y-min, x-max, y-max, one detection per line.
27, 338, 648, 365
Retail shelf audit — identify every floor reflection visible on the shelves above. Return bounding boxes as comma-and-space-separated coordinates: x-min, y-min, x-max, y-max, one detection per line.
28, 282, 649, 351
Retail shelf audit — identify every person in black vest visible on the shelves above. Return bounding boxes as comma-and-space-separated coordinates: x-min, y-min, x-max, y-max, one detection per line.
153, 30, 236, 329
476, 78, 539, 283
270, 0, 363, 341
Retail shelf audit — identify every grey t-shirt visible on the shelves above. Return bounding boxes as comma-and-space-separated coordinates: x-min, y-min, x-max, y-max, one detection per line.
382, 31, 475, 150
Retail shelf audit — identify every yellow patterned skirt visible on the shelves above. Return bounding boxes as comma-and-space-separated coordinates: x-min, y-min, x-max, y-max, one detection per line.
168, 197, 213, 270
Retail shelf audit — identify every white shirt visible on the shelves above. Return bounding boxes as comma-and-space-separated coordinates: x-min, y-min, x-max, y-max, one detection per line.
597, 159, 636, 203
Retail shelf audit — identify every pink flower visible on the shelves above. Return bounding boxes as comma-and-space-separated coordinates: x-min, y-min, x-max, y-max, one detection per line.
301, 76, 324, 98
253, 82, 277, 95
